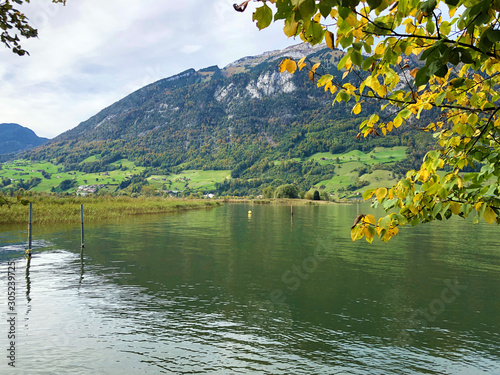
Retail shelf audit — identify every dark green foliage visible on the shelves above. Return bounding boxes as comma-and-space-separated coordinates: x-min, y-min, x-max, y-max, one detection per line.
57, 179, 77, 191
313, 190, 320, 200
262, 186, 275, 198
346, 178, 370, 191
0, 178, 11, 188
15, 177, 42, 190
354, 165, 370, 177
118, 179, 132, 190
320, 190, 330, 201
274, 184, 299, 198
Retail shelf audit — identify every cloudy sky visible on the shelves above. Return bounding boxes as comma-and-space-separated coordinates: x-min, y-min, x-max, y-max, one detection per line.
0, 0, 296, 139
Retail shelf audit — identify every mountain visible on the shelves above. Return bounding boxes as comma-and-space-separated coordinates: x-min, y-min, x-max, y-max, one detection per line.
21, 44, 433, 195
0, 123, 49, 155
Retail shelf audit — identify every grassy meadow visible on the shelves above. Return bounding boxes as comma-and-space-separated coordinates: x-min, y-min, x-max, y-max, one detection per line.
305, 146, 406, 193
147, 170, 231, 191
0, 159, 231, 194
0, 146, 408, 199
0, 159, 146, 192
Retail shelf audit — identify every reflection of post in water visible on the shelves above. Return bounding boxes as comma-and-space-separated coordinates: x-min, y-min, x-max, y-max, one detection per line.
26, 202, 33, 259
25, 257, 31, 303
79, 248, 84, 285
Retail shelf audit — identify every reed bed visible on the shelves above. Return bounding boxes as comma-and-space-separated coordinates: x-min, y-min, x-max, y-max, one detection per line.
0, 196, 221, 225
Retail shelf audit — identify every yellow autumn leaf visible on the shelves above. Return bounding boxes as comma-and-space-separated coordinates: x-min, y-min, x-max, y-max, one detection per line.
279, 59, 297, 74
394, 117, 403, 128
376, 85, 388, 97
364, 227, 374, 243
375, 43, 385, 55
308, 70, 315, 83
297, 56, 307, 71
283, 21, 299, 37
352, 28, 363, 40
279, 59, 289, 73
484, 206, 496, 224
353, 102, 361, 114
325, 31, 334, 50
364, 214, 376, 225
450, 202, 461, 215
376, 187, 388, 202
350, 227, 357, 241
350, 225, 364, 241
285, 59, 297, 74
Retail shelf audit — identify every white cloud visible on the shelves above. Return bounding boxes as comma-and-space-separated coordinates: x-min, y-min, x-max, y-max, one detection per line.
0, 1, 294, 138
181, 45, 202, 54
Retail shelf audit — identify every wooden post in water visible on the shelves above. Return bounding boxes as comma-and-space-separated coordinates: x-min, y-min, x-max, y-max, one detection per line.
80, 204, 85, 249
26, 202, 32, 258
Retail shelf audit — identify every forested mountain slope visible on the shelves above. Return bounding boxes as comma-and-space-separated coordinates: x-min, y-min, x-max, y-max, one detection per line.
20, 44, 433, 195
0, 123, 48, 155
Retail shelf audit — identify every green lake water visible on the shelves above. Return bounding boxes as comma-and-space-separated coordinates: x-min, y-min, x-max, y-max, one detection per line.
0, 203, 499, 374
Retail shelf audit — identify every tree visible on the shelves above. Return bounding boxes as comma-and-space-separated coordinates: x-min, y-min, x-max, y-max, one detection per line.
263, 186, 275, 198
1, 0, 66, 56
242, 0, 500, 242
57, 179, 76, 191
274, 183, 299, 198
313, 190, 320, 200
320, 190, 330, 201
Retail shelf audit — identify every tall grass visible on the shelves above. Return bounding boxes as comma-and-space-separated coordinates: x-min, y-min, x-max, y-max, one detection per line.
0, 195, 221, 225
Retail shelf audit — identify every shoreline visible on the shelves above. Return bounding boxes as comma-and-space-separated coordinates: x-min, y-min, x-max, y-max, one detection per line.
0, 196, 221, 225
222, 198, 354, 205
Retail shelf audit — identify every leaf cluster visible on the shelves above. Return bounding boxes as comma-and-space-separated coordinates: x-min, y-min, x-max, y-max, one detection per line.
248, 0, 500, 241
0, 0, 65, 56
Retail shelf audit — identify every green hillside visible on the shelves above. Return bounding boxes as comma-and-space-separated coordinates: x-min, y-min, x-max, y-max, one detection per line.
3, 45, 435, 198
1, 145, 407, 198
147, 170, 231, 191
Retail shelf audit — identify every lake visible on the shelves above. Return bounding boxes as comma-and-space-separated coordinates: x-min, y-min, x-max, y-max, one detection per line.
0, 203, 499, 374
